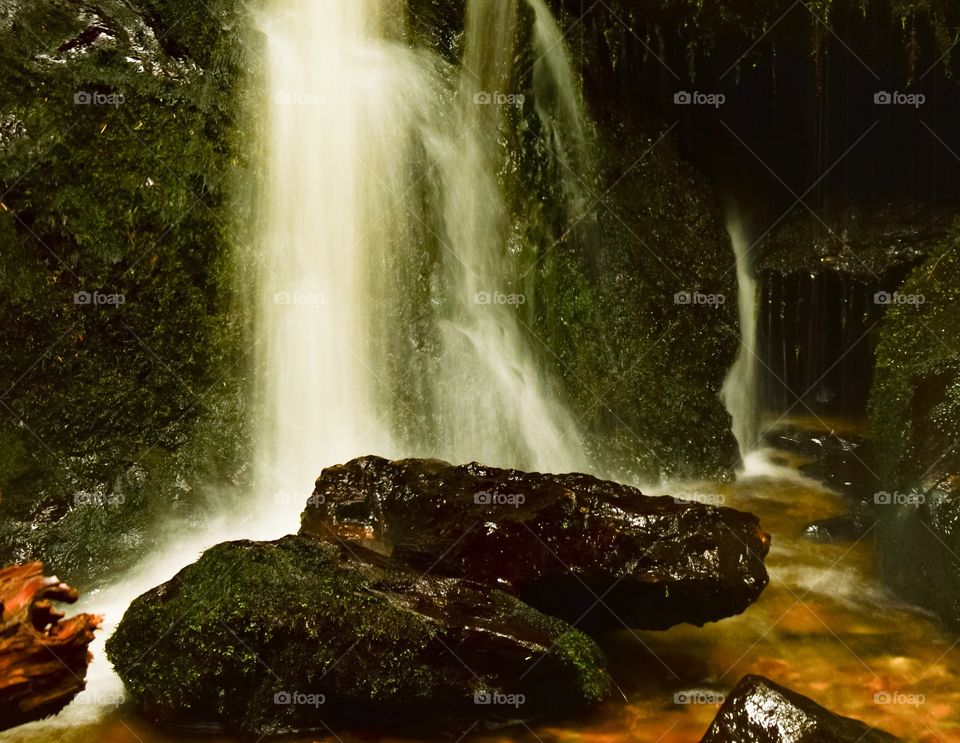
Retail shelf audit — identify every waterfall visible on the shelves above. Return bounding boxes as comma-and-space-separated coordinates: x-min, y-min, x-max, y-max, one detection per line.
527, 0, 593, 211
252, 0, 592, 534
721, 214, 761, 461
11, 6, 595, 736
252, 0, 421, 534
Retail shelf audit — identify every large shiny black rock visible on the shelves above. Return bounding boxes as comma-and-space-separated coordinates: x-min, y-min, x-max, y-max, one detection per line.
301, 456, 771, 633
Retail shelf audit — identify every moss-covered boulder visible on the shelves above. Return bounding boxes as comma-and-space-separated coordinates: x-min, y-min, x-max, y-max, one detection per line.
106, 535, 613, 737
869, 226, 960, 631
532, 125, 740, 481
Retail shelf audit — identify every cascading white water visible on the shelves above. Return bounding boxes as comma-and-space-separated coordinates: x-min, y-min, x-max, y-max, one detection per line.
254, 0, 592, 505
9, 4, 595, 738
428, 0, 588, 473
252, 0, 425, 534
721, 214, 761, 462
527, 0, 593, 210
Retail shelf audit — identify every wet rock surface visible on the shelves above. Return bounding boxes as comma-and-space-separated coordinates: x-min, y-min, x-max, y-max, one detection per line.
756, 203, 949, 278
106, 535, 613, 737
877, 476, 960, 632
802, 514, 875, 544
763, 426, 880, 506
0, 0, 250, 585
701, 675, 900, 742
300, 456, 771, 633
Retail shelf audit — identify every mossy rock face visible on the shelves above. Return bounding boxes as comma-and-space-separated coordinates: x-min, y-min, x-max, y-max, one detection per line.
508, 24, 740, 480
756, 204, 952, 277
535, 127, 740, 481
106, 535, 614, 737
870, 225, 960, 488
874, 479, 960, 632
869, 223, 960, 631
0, 0, 251, 583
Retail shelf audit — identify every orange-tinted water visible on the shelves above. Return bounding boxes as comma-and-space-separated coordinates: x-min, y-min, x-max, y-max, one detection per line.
10, 423, 960, 743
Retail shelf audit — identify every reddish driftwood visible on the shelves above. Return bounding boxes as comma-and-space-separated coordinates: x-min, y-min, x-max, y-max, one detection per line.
0, 562, 102, 731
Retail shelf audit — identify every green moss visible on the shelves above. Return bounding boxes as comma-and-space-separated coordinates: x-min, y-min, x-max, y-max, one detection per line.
869, 220, 960, 631
869, 224, 960, 487
527, 128, 739, 480
0, 0, 252, 583
106, 537, 613, 735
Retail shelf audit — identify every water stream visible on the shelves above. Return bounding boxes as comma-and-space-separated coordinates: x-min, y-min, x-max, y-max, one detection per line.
6, 2, 960, 742
11, 420, 960, 742
720, 213, 761, 464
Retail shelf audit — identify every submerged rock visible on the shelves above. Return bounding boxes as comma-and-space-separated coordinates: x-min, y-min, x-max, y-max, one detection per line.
301, 456, 771, 633
802, 514, 875, 544
701, 675, 899, 742
106, 536, 612, 737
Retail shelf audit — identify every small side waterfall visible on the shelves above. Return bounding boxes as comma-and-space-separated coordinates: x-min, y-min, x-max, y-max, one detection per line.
721, 214, 761, 461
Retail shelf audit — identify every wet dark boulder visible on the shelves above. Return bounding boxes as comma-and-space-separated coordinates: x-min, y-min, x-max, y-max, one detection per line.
701, 675, 899, 742
870, 232, 960, 631
300, 456, 771, 633
876, 477, 960, 633
106, 536, 613, 738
